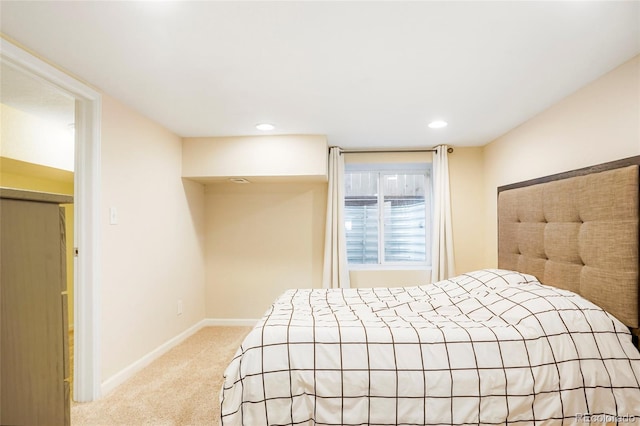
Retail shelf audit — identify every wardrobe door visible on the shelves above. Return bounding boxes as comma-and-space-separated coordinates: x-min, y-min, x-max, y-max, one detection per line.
1, 198, 67, 425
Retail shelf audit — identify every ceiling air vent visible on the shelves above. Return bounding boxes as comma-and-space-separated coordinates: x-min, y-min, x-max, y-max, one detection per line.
229, 178, 250, 184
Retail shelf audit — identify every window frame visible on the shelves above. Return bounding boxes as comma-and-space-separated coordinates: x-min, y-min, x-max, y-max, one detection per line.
344, 162, 432, 270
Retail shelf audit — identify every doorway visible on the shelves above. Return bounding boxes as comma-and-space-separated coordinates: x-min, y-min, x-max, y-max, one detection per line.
0, 37, 102, 402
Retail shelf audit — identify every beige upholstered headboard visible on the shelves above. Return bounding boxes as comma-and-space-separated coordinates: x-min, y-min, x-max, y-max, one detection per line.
498, 157, 640, 329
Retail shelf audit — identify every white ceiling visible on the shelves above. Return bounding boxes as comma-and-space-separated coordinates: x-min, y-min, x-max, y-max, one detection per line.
1, 1, 638, 149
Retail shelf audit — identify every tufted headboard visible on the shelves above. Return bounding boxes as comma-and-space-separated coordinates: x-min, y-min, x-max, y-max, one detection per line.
498, 157, 640, 329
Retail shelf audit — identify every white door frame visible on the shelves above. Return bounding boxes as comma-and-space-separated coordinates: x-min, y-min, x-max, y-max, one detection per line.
1, 37, 102, 402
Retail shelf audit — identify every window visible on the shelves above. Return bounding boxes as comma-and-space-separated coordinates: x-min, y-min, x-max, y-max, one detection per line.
344, 163, 432, 266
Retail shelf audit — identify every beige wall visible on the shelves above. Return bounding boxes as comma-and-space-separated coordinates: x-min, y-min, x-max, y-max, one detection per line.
349, 269, 430, 288
483, 55, 640, 266
204, 182, 326, 318
100, 94, 206, 380
202, 148, 486, 317
449, 147, 486, 274
183, 135, 328, 181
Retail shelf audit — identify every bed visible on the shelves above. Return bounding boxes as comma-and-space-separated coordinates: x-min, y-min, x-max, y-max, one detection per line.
220, 157, 640, 425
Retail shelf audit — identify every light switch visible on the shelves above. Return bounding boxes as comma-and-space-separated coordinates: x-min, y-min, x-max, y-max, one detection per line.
109, 207, 118, 225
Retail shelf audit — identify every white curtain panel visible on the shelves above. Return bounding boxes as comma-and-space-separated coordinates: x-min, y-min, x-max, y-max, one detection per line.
322, 147, 351, 289
431, 144, 456, 282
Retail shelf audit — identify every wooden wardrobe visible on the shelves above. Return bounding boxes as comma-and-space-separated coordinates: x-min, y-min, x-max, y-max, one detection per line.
1, 188, 72, 426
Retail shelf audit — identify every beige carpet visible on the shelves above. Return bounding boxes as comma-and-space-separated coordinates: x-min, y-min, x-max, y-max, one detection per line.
72, 326, 252, 426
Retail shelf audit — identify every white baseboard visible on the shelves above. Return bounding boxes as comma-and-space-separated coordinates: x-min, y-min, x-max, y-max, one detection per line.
99, 318, 257, 396
100, 319, 208, 396
203, 318, 259, 327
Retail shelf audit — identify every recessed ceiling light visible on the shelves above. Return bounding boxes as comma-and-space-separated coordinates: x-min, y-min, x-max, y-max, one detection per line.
256, 123, 275, 131
428, 120, 448, 129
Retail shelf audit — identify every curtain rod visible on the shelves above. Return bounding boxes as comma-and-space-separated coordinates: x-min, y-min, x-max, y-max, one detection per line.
335, 146, 454, 154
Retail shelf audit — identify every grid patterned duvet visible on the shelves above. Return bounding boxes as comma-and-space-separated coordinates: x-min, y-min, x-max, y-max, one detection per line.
220, 269, 640, 425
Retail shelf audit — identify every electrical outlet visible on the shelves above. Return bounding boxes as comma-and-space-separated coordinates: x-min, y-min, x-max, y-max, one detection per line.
177, 300, 183, 316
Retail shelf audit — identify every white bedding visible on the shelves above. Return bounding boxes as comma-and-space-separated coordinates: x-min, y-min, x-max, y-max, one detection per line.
220, 269, 640, 425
